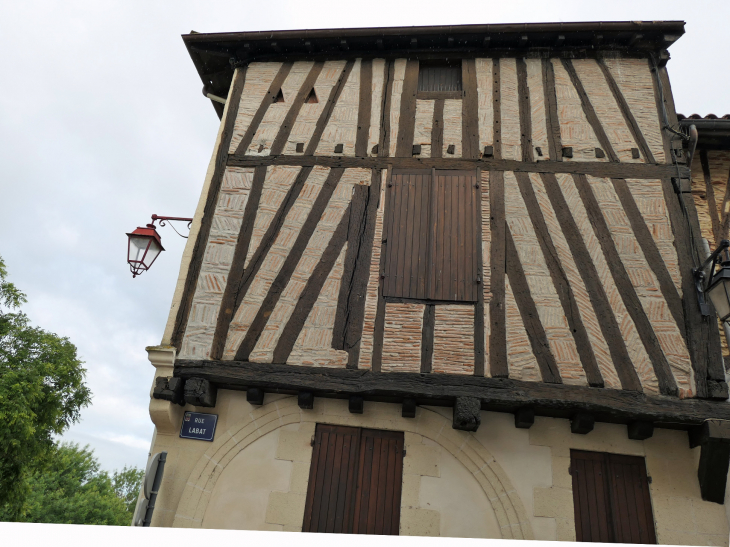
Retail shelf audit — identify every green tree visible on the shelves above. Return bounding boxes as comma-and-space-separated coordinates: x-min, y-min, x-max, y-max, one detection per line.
2, 442, 142, 525
0, 256, 92, 519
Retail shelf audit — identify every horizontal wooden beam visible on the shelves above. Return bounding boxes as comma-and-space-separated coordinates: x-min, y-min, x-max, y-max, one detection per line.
227, 154, 687, 179
174, 360, 730, 428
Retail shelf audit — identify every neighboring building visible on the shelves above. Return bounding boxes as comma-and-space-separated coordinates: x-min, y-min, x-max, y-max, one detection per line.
143, 21, 730, 544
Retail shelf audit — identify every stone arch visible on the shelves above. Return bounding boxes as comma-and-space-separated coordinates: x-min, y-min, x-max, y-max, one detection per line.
172, 396, 534, 539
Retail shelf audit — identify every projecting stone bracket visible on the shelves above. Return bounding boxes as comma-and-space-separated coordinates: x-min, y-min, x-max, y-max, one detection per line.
184, 377, 218, 407
453, 397, 481, 431
689, 419, 730, 504
147, 345, 184, 435
153, 376, 185, 406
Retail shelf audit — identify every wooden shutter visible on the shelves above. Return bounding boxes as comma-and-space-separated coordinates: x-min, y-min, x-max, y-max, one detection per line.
383, 169, 478, 302
352, 429, 404, 535
571, 450, 656, 544
418, 63, 462, 92
303, 425, 404, 535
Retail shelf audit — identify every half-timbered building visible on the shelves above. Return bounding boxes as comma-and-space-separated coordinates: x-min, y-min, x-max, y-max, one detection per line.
142, 21, 730, 543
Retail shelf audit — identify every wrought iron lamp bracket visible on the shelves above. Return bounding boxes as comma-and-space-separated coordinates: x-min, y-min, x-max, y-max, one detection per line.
150, 215, 193, 239
694, 239, 730, 317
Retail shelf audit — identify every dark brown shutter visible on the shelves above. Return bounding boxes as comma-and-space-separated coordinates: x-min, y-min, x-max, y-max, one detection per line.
352, 429, 404, 535
303, 425, 404, 535
571, 450, 657, 544
383, 169, 478, 302
303, 425, 361, 533
418, 63, 462, 92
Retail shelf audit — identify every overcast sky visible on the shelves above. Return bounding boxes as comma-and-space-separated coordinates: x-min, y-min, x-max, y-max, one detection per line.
1, 0, 729, 473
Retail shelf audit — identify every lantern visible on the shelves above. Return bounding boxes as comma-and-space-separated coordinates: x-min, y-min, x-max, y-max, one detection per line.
696, 240, 730, 321
126, 224, 164, 278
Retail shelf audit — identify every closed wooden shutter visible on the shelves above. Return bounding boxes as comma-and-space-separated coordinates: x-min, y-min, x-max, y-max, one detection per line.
571, 450, 656, 544
383, 169, 478, 302
303, 424, 404, 535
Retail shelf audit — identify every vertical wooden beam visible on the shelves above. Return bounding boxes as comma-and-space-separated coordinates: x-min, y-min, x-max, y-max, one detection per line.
462, 58, 480, 160
355, 60, 373, 158
542, 58, 562, 162
474, 167, 485, 376
492, 59, 502, 160
561, 59, 619, 163
233, 63, 293, 156
372, 165, 393, 372
420, 304, 435, 373
170, 67, 248, 350
431, 99, 445, 159
516, 58, 534, 163
701, 150, 722, 245
379, 62, 396, 158
395, 60, 419, 158
489, 170, 507, 378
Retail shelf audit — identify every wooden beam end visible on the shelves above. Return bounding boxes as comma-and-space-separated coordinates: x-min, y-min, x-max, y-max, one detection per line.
453, 397, 481, 431
247, 387, 265, 406
183, 377, 217, 407
571, 412, 595, 435
515, 407, 535, 429
298, 391, 314, 409
349, 395, 364, 414
627, 421, 654, 440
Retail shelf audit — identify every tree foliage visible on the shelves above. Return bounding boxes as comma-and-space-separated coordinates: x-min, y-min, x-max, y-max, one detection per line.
1, 443, 142, 525
0, 256, 92, 518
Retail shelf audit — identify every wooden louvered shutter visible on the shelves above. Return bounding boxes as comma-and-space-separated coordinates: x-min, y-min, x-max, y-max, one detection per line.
303, 425, 404, 535
303, 425, 361, 533
352, 429, 404, 535
429, 171, 479, 302
383, 169, 478, 302
571, 450, 657, 544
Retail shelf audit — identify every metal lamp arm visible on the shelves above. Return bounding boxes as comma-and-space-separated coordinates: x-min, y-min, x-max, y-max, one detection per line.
694, 239, 730, 316
150, 215, 193, 239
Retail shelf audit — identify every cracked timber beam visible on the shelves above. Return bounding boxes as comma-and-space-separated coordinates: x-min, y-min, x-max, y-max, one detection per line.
174, 360, 730, 428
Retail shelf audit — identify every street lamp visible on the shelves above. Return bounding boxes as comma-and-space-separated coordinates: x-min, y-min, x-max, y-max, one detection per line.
126, 215, 192, 278
695, 239, 730, 321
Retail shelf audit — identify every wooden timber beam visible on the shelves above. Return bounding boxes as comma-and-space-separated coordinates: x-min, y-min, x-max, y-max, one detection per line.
226, 154, 689, 179
693, 420, 730, 504
174, 359, 730, 428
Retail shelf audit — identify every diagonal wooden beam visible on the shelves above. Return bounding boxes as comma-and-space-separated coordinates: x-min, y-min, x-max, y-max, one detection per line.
541, 173, 642, 391
561, 59, 619, 163
597, 60, 655, 164
269, 62, 324, 156
305, 60, 355, 156
210, 165, 312, 359
513, 171, 603, 386
233, 62, 293, 156
272, 205, 351, 363
505, 226, 563, 384
233, 168, 345, 361
572, 173, 677, 395
170, 67, 248, 350
610, 177, 686, 339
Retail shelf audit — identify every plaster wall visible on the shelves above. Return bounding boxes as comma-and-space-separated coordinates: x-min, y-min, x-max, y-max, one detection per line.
147, 389, 730, 544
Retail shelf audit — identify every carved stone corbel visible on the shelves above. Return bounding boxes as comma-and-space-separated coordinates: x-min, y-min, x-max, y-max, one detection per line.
147, 345, 184, 435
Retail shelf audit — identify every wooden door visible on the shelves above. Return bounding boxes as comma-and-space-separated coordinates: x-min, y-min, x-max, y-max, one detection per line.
571, 450, 656, 544
303, 424, 404, 535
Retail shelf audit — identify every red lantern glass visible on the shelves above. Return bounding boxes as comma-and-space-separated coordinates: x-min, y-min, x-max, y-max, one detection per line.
126, 224, 164, 277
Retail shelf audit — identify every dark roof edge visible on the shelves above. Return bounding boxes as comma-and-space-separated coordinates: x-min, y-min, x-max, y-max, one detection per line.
183, 20, 685, 44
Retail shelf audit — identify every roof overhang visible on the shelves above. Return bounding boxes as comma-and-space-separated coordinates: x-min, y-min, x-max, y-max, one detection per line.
679, 116, 730, 150
183, 20, 685, 118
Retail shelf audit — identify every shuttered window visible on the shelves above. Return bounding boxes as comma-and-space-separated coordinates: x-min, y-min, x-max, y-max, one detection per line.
571, 450, 656, 544
418, 63, 462, 92
303, 424, 404, 535
383, 170, 478, 302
